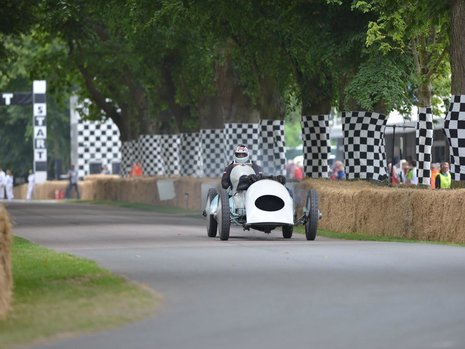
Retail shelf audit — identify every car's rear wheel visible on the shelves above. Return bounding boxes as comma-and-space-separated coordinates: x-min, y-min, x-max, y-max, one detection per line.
282, 225, 293, 239
305, 189, 319, 241
206, 188, 218, 237
217, 188, 231, 241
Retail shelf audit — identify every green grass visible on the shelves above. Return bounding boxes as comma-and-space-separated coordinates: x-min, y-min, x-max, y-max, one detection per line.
295, 226, 465, 247
0, 237, 160, 349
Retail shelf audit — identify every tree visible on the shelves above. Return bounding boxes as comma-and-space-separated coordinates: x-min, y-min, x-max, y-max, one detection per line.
353, 0, 450, 110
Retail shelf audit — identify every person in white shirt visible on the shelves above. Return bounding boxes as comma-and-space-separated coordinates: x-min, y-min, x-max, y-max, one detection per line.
5, 169, 14, 200
27, 170, 35, 200
0, 167, 5, 199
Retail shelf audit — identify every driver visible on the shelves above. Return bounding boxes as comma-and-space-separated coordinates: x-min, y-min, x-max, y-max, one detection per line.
221, 145, 262, 189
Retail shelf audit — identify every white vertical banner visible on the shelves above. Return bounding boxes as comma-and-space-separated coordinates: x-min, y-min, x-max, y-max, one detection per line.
33, 80, 47, 183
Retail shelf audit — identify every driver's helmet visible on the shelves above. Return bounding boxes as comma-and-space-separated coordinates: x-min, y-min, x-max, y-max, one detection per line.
233, 145, 250, 164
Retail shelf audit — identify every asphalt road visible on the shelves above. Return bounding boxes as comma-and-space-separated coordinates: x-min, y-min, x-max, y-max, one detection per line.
6, 201, 465, 349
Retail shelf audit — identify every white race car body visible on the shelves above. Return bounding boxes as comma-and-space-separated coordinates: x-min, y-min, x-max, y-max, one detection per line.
245, 179, 294, 225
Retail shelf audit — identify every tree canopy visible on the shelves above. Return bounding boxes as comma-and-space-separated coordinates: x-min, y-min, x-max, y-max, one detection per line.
0, 0, 462, 151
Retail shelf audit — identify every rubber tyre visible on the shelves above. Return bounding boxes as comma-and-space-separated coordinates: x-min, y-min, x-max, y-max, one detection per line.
206, 188, 218, 237
282, 225, 293, 239
217, 188, 231, 241
305, 189, 319, 241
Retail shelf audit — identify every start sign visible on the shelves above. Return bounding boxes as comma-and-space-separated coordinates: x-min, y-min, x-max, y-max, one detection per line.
0, 81, 47, 183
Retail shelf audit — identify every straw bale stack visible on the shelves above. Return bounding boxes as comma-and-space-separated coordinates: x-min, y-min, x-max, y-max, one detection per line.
300, 179, 465, 243
0, 204, 12, 320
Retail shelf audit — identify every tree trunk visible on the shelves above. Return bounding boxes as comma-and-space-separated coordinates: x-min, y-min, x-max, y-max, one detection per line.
450, 0, 465, 94
215, 53, 260, 123
255, 76, 285, 120
198, 95, 224, 129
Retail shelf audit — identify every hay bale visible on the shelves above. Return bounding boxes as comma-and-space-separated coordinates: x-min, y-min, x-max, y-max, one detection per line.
298, 179, 465, 243
0, 204, 12, 320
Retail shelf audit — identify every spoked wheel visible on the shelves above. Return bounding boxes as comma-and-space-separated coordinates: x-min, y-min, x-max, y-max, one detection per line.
282, 225, 293, 239
217, 188, 231, 241
206, 188, 218, 237
305, 189, 319, 241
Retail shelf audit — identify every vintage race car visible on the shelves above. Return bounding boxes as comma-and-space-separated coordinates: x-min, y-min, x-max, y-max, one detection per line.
203, 164, 320, 241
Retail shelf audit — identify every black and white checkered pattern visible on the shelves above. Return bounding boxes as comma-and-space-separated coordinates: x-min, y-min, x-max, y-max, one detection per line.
201, 129, 225, 177
416, 107, 433, 186
224, 123, 261, 165
180, 133, 203, 177
258, 120, 286, 176
301, 115, 331, 179
120, 140, 138, 176
77, 119, 121, 177
160, 134, 181, 176
444, 95, 465, 181
342, 111, 388, 181
139, 135, 164, 175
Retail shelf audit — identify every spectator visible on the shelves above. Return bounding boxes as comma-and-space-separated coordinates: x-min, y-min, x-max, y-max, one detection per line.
388, 162, 399, 186
435, 161, 451, 189
0, 166, 5, 199
406, 160, 418, 186
286, 160, 296, 181
101, 164, 111, 174
66, 164, 80, 199
294, 160, 304, 181
5, 169, 14, 200
331, 160, 345, 180
130, 161, 143, 177
26, 169, 35, 200
398, 160, 408, 184
430, 163, 440, 189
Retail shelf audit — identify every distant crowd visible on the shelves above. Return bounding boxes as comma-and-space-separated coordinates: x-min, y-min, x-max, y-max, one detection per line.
388, 158, 451, 189
286, 156, 451, 189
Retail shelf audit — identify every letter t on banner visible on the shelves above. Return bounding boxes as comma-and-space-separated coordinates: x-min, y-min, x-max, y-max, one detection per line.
33, 80, 47, 183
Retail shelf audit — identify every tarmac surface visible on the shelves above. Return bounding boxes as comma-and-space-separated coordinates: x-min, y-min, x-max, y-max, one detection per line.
5, 200, 465, 349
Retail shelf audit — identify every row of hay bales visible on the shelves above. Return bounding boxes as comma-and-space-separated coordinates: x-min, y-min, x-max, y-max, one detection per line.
11, 175, 465, 244
13, 175, 218, 211
299, 179, 465, 243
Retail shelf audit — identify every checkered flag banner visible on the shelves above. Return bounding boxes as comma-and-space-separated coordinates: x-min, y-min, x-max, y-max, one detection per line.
180, 133, 203, 177
201, 129, 226, 177
120, 140, 138, 177
139, 135, 164, 176
160, 134, 181, 176
77, 118, 122, 177
444, 95, 465, 180
416, 107, 433, 186
258, 120, 286, 176
342, 111, 388, 181
224, 122, 261, 166
301, 115, 331, 178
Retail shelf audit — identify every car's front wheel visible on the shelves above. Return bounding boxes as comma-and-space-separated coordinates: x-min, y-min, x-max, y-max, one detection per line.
217, 188, 231, 241
206, 188, 218, 238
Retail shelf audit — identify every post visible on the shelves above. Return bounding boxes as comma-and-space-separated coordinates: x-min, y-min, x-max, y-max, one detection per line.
33, 81, 47, 183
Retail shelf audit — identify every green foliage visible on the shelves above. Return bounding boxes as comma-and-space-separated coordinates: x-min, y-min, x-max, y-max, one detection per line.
345, 49, 415, 114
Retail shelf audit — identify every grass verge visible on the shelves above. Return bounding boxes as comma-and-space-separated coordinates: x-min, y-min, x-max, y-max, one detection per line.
295, 226, 465, 247
0, 236, 160, 348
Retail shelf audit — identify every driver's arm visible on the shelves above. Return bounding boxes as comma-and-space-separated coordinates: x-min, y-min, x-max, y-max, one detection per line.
252, 163, 263, 175
221, 163, 234, 189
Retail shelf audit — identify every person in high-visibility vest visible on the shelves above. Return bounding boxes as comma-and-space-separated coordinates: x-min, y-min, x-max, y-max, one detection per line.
435, 162, 451, 189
